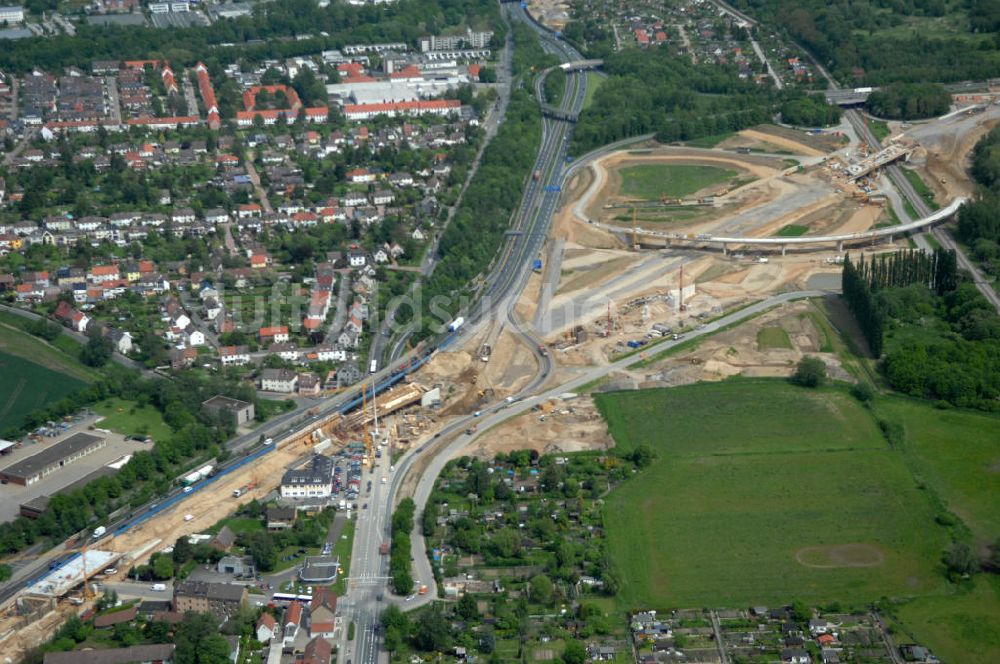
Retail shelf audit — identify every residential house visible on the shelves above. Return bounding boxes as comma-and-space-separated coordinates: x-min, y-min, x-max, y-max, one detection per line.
173, 580, 248, 622
297, 373, 321, 395
283, 601, 303, 642
258, 325, 289, 344
210, 525, 237, 552
302, 636, 332, 664
280, 455, 333, 499
309, 587, 337, 637
219, 345, 251, 366
256, 612, 277, 642
43, 645, 176, 664
266, 506, 297, 530
260, 368, 298, 393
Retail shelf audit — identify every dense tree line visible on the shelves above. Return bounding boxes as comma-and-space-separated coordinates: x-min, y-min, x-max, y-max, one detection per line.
842, 250, 958, 356
842, 250, 1000, 408
389, 498, 416, 595
0, 0, 501, 73
570, 48, 778, 154
780, 94, 843, 127
842, 254, 886, 356
731, 0, 1000, 84
417, 87, 542, 334
0, 370, 269, 554
958, 125, 1000, 277
864, 82, 951, 120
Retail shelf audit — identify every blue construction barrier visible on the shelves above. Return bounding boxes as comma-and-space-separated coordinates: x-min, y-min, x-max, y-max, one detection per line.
113, 443, 277, 537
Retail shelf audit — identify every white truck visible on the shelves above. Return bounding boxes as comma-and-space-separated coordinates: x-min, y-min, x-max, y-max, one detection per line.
92, 526, 106, 539
448, 316, 465, 332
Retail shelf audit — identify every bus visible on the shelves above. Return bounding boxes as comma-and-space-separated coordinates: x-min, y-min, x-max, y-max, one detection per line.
369, 359, 378, 374
271, 592, 312, 604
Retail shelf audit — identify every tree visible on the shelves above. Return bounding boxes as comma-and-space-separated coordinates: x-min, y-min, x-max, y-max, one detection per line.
413, 604, 451, 652
945, 542, 979, 578
562, 640, 587, 664
81, 335, 114, 367
152, 554, 174, 580
529, 574, 553, 605
173, 535, 194, 564
456, 593, 479, 621
175, 611, 234, 664
791, 356, 826, 388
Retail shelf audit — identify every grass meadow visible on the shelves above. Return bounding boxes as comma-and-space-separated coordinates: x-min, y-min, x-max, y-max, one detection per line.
618, 163, 738, 200
595, 380, 950, 608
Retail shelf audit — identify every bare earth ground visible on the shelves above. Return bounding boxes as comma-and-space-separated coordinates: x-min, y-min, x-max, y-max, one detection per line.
464, 395, 613, 459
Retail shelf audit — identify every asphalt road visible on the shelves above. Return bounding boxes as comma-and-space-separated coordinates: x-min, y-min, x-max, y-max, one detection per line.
399, 289, 830, 609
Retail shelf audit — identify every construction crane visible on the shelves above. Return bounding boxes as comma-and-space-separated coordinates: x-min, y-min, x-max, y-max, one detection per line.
631, 207, 639, 250
361, 386, 374, 467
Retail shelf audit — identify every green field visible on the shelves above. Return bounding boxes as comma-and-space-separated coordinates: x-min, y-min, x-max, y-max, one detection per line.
890, 576, 1000, 664
901, 168, 940, 211
92, 397, 172, 441
775, 224, 809, 237
756, 326, 793, 350
618, 164, 738, 201
596, 380, 949, 608
869, 119, 890, 143
683, 133, 733, 148
0, 322, 95, 382
876, 398, 1000, 545
0, 351, 88, 433
582, 71, 604, 111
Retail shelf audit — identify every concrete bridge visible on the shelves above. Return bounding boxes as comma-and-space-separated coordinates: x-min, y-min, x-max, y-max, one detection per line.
593, 197, 965, 255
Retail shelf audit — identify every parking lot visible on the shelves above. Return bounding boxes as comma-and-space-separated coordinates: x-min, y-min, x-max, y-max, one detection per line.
0, 415, 147, 522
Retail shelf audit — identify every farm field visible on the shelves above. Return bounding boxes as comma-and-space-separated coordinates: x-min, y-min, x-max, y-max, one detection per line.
618, 163, 737, 200
596, 380, 949, 608
92, 397, 172, 442
0, 322, 95, 382
0, 351, 88, 433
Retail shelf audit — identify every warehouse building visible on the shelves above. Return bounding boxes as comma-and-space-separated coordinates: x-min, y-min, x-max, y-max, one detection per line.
202, 395, 255, 426
0, 433, 107, 486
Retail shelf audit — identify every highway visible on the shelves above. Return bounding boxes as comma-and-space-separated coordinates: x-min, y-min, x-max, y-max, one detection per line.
337, 6, 587, 663
846, 109, 1000, 312
397, 290, 831, 612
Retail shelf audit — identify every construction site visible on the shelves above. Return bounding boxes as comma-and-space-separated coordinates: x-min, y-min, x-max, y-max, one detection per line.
0, 378, 435, 661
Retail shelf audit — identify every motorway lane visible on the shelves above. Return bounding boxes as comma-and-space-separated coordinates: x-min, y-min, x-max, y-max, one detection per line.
337, 10, 585, 663
846, 110, 1000, 312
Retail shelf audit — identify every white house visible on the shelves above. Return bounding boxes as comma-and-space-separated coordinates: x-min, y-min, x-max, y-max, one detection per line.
260, 368, 298, 393
220, 346, 251, 366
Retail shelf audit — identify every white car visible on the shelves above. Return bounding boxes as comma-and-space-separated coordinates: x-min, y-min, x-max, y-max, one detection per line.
381, 477, 387, 484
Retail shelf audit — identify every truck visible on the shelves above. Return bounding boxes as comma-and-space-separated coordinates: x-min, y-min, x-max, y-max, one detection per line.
182, 464, 214, 486
447, 317, 465, 332
533, 258, 543, 272
533, 170, 541, 182
538, 344, 548, 356
380, 542, 390, 555
466, 424, 478, 435
233, 485, 250, 498
418, 585, 429, 595
92, 526, 106, 539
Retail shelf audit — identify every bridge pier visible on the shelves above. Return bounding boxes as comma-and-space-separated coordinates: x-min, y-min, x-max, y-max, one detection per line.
722, 243, 727, 256
837, 240, 844, 252
781, 245, 787, 256
888, 234, 893, 244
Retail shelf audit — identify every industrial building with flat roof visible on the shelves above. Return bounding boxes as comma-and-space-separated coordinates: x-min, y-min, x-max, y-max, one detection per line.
202, 395, 255, 426
0, 432, 107, 486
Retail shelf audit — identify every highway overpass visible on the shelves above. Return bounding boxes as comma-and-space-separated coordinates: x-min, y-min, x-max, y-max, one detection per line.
593, 197, 965, 254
